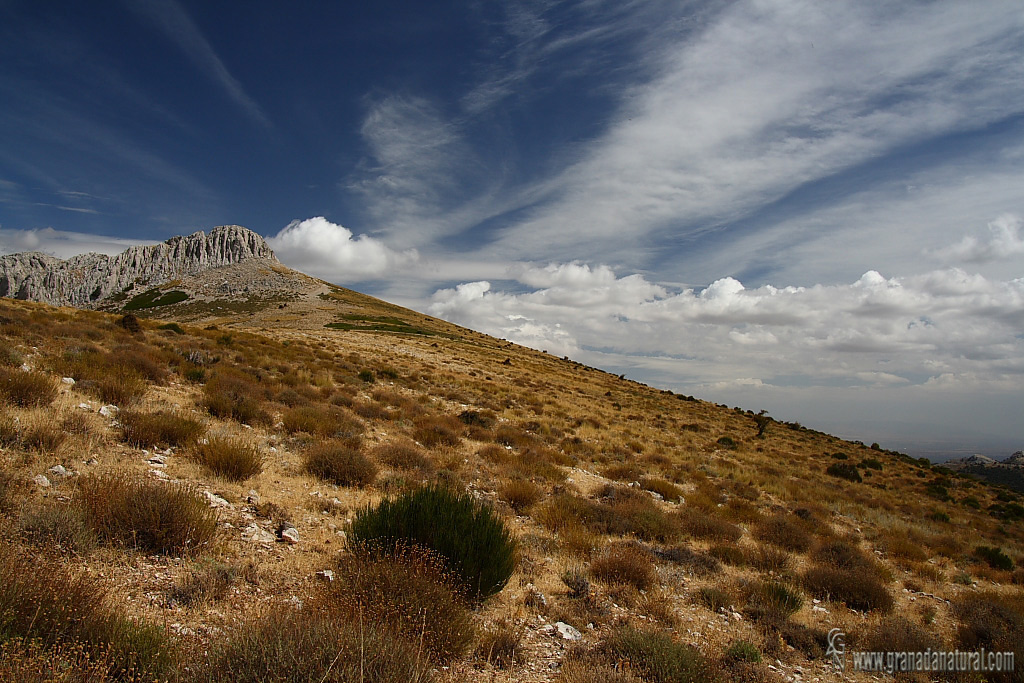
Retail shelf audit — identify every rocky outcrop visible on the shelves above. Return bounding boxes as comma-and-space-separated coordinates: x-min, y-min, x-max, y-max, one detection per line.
0, 225, 276, 308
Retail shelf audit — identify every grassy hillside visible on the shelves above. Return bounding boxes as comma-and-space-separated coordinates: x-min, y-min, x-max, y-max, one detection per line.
0, 294, 1021, 682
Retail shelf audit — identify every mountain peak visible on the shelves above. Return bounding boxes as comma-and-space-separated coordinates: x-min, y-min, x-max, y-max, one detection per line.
0, 225, 276, 308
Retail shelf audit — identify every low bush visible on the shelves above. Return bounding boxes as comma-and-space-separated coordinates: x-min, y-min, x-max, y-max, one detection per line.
0, 546, 171, 679
696, 586, 732, 612
975, 545, 1015, 571
304, 439, 376, 487
412, 414, 463, 448
725, 640, 762, 663
811, 539, 879, 574
165, 560, 236, 608
802, 565, 893, 613
371, 440, 431, 471
321, 543, 475, 664
75, 474, 217, 555
18, 415, 68, 452
120, 410, 204, 448
709, 544, 747, 567
640, 476, 684, 501
953, 591, 1024, 670
0, 368, 57, 407
590, 543, 656, 590
537, 491, 678, 543
655, 546, 723, 576
678, 507, 742, 543
752, 513, 812, 553
499, 478, 543, 512
282, 404, 362, 437
349, 484, 517, 601
857, 616, 941, 658
202, 372, 271, 425
201, 607, 433, 683
94, 371, 148, 406
744, 581, 803, 623
746, 545, 792, 574
826, 462, 862, 483
18, 502, 97, 555
475, 619, 524, 669
608, 626, 714, 683
192, 437, 264, 481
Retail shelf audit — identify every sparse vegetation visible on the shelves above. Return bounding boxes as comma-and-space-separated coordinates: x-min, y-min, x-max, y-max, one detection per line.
304, 438, 376, 487
191, 436, 264, 481
120, 410, 204, 448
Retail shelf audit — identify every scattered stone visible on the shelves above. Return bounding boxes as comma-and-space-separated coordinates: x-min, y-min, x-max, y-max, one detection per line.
149, 469, 170, 480
247, 489, 260, 505
203, 491, 232, 508
33, 474, 51, 488
280, 527, 300, 545
78, 403, 92, 411
554, 622, 582, 641
148, 455, 167, 466
316, 569, 335, 583
19, 363, 31, 372
48, 465, 71, 480
83, 457, 98, 466
61, 377, 75, 385
99, 404, 119, 418
242, 523, 276, 544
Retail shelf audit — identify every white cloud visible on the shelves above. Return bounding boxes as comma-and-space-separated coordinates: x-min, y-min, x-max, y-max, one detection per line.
428, 263, 1024, 394
267, 217, 417, 282
0, 227, 155, 258
931, 214, 1024, 264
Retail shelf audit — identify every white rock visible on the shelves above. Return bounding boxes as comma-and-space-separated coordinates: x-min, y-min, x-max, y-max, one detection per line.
203, 491, 232, 508
316, 569, 335, 583
78, 403, 92, 410
99, 404, 119, 418
242, 523, 276, 544
149, 469, 170, 480
554, 622, 582, 641
148, 455, 166, 465
19, 363, 31, 372
61, 376, 75, 385
33, 474, 51, 488
48, 465, 71, 480
280, 527, 300, 544
246, 489, 260, 505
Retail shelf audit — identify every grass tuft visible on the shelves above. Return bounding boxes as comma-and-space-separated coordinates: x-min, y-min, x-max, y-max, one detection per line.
192, 436, 264, 481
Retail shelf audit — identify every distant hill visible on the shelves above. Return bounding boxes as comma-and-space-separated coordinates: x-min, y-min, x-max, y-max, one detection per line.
943, 451, 1024, 493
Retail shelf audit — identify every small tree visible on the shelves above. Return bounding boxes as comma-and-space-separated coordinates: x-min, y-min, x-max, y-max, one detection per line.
752, 410, 771, 438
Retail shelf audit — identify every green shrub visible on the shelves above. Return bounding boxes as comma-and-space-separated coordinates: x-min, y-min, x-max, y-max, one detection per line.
75, 474, 217, 555
975, 546, 1014, 571
321, 543, 474, 664
825, 462, 862, 483
304, 439, 376, 487
192, 437, 264, 481
608, 626, 714, 683
358, 369, 375, 383
861, 458, 883, 470
802, 565, 893, 612
716, 436, 737, 450
0, 368, 57, 407
724, 640, 762, 663
696, 587, 731, 612
349, 484, 517, 601
120, 410, 204, 448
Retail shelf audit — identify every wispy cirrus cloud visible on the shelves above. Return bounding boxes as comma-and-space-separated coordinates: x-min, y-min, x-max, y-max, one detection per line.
125, 0, 271, 130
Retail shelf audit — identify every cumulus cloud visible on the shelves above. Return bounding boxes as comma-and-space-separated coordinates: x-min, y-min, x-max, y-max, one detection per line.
931, 214, 1024, 264
0, 227, 154, 258
267, 217, 417, 282
428, 264, 1024, 394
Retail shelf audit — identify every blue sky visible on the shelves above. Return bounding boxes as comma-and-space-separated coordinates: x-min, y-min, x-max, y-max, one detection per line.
2, 0, 1023, 459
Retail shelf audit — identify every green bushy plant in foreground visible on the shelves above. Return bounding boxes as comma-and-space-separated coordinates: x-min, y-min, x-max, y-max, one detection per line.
349, 484, 517, 601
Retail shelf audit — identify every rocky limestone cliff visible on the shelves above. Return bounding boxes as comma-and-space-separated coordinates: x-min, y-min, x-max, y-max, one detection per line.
0, 225, 276, 308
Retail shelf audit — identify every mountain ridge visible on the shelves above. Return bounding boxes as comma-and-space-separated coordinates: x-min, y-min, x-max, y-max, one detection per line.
0, 225, 275, 308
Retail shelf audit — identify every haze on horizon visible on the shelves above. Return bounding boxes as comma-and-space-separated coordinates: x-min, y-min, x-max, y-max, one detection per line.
1, 1, 1022, 461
